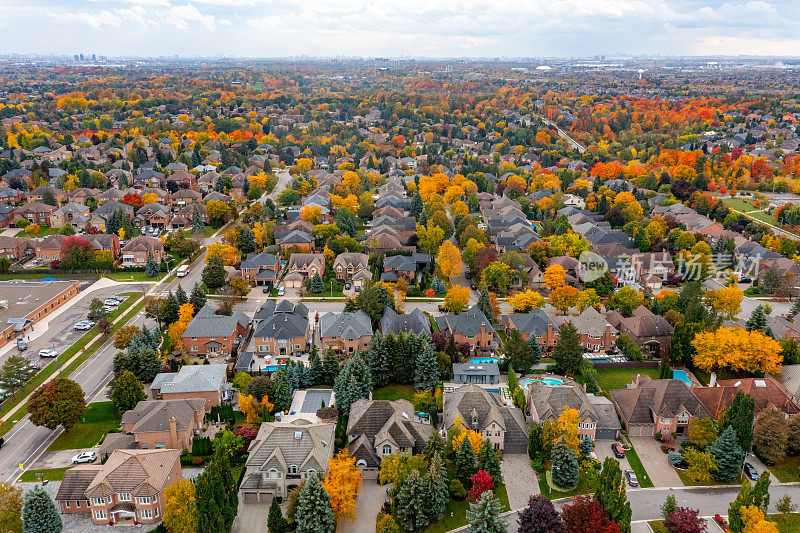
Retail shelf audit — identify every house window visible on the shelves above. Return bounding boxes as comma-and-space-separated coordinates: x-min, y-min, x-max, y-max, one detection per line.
118, 493, 132, 502
155, 442, 165, 449
65, 501, 70, 508
155, 507, 159, 518
92, 498, 105, 506
190, 346, 198, 352
288, 465, 298, 474
140, 509, 153, 519
260, 345, 267, 352
677, 412, 689, 424
662, 418, 672, 425
94, 510, 107, 520
383, 444, 392, 455
136, 497, 150, 505
268, 469, 278, 479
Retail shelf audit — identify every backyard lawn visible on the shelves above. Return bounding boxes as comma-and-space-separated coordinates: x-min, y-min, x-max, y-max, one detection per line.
424, 485, 509, 533
47, 401, 122, 451
721, 197, 759, 212
594, 367, 660, 392
372, 384, 415, 402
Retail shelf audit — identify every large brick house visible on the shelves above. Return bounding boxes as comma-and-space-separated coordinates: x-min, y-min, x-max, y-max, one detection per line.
120, 399, 206, 452
121, 236, 164, 267
55, 449, 181, 526
319, 310, 373, 354
501, 308, 559, 351
253, 301, 309, 357
241, 253, 281, 285
11, 202, 55, 226
333, 252, 369, 282
606, 306, 673, 358
150, 364, 229, 409
555, 307, 618, 352
526, 382, 621, 441
435, 306, 496, 354
181, 304, 249, 357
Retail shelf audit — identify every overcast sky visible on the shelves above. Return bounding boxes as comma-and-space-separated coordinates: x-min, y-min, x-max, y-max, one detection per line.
1, 0, 799, 58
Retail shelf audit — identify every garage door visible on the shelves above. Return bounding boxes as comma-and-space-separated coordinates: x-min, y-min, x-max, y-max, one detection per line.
596, 429, 618, 440
243, 492, 259, 503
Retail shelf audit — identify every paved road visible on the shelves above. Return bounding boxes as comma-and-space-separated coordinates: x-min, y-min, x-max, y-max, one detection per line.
540, 118, 586, 154
0, 289, 155, 484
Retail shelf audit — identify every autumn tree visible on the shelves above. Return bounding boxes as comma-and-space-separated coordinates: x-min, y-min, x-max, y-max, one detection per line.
0, 482, 23, 533
556, 408, 582, 451
445, 285, 471, 314
550, 286, 580, 315
753, 408, 788, 465
663, 507, 706, 533
509, 290, 546, 313
682, 447, 716, 485
27, 378, 86, 430
517, 494, 563, 533
594, 457, 632, 533
705, 286, 743, 319
561, 495, 620, 533
543, 264, 566, 290
417, 221, 446, 252
608, 286, 645, 317
162, 478, 197, 533
114, 325, 141, 350
692, 327, 782, 375
322, 450, 363, 523
438, 240, 464, 280
687, 417, 717, 450
575, 289, 601, 312
467, 470, 495, 502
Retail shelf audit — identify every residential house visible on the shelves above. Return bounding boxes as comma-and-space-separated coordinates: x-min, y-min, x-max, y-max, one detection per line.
347, 399, 434, 475
501, 309, 559, 350
610, 375, 712, 437
284, 253, 325, 288
86, 234, 121, 260
239, 420, 336, 502
444, 384, 528, 453
241, 253, 281, 286
11, 202, 55, 226
51, 202, 90, 228
55, 449, 181, 526
380, 307, 431, 335
554, 307, 618, 352
28, 185, 66, 204
606, 306, 673, 358
253, 301, 309, 357
68, 187, 102, 205
435, 306, 495, 354
150, 363, 229, 409
333, 253, 370, 282
693, 377, 800, 418
526, 382, 621, 441
0, 235, 30, 261
119, 399, 206, 452
35, 234, 67, 262
121, 236, 164, 267
452, 362, 500, 385
170, 189, 202, 208
181, 304, 249, 358
319, 310, 373, 354
134, 204, 171, 229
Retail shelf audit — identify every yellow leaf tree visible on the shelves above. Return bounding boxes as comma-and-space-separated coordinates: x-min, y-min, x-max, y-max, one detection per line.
575, 289, 601, 312
416, 221, 445, 253
300, 205, 322, 224
238, 393, 260, 424
438, 241, 463, 281
549, 286, 580, 315
445, 285, 470, 313
509, 290, 546, 312
705, 286, 743, 319
206, 243, 240, 266
452, 426, 484, 454
691, 327, 782, 375
162, 478, 196, 533
323, 450, 363, 522
556, 407, 581, 451
543, 264, 566, 290
141, 192, 158, 205
741, 505, 779, 533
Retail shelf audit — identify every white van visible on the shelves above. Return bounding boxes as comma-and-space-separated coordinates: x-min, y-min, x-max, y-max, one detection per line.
176, 265, 189, 278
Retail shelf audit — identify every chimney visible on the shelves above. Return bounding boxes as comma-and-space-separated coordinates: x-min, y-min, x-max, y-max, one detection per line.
710, 372, 717, 388
169, 417, 178, 446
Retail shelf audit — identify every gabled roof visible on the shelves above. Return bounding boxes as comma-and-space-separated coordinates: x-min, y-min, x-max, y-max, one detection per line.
84, 449, 180, 498
436, 306, 494, 337
245, 420, 335, 475
182, 304, 248, 339
610, 377, 712, 425
347, 398, 434, 452
527, 382, 620, 431
151, 363, 227, 394
380, 307, 431, 335
121, 399, 205, 434
254, 308, 309, 340
502, 308, 555, 336
319, 310, 373, 339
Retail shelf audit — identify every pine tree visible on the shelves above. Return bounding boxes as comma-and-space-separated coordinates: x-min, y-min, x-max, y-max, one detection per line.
396, 470, 431, 531
424, 430, 446, 461
553, 322, 583, 375
192, 206, 205, 234
240, 227, 256, 253
175, 284, 188, 306
456, 435, 477, 484
309, 349, 322, 386
333, 355, 373, 415
410, 191, 423, 216
528, 336, 542, 366
427, 451, 450, 524
202, 256, 226, 290
503, 329, 535, 374
309, 273, 324, 293
466, 490, 507, 533
271, 369, 293, 412
720, 391, 755, 452
579, 438, 593, 459
746, 305, 769, 333
365, 334, 390, 387
268, 496, 287, 533
322, 348, 339, 385
550, 438, 579, 490
477, 438, 503, 484
295, 473, 335, 533
145, 251, 160, 278
791, 298, 800, 317
163, 291, 180, 325
22, 485, 62, 533
709, 426, 745, 482
190, 282, 207, 311
477, 285, 494, 324
594, 456, 632, 533
414, 340, 438, 391
196, 453, 237, 533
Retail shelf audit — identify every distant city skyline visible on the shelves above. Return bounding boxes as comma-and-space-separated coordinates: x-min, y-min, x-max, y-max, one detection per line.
1, 0, 799, 58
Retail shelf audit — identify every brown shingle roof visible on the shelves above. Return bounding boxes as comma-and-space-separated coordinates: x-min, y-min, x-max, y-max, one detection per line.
85, 449, 180, 498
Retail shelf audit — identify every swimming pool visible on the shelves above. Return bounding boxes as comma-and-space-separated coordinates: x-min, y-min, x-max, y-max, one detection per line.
672, 369, 692, 388
520, 377, 563, 387
469, 357, 501, 364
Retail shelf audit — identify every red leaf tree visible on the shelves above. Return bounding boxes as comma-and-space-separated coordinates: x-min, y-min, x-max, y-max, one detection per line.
467, 470, 494, 502
561, 495, 620, 533
664, 507, 706, 533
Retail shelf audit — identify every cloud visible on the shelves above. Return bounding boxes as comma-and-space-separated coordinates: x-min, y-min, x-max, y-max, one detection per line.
161, 3, 224, 29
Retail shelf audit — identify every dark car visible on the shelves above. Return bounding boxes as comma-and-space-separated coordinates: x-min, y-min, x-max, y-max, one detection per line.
612, 442, 625, 459
743, 462, 759, 481
470, 283, 477, 290
438, 304, 449, 312
263, 286, 269, 293
465, 272, 473, 279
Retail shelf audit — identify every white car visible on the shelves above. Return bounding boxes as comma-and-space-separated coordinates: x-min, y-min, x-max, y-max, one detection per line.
74, 321, 95, 331
38, 349, 58, 358
72, 451, 96, 464
277, 287, 285, 296
104, 298, 120, 307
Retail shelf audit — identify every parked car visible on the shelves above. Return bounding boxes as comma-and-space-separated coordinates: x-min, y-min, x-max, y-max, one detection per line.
38, 349, 58, 358
743, 462, 759, 481
104, 298, 120, 306
345, 283, 351, 290
624, 469, 638, 487
74, 321, 95, 331
277, 287, 285, 296
438, 304, 449, 312
263, 286, 270, 294
72, 451, 97, 464
611, 442, 625, 459
102, 305, 115, 313
16, 337, 27, 351
354, 286, 361, 292
111, 296, 125, 304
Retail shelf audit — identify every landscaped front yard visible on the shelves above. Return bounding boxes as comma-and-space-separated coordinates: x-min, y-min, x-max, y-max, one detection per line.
47, 401, 121, 451
19, 466, 72, 482
424, 485, 510, 533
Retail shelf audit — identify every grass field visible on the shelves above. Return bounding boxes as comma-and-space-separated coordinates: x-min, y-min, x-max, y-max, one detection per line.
47, 401, 121, 451
676, 469, 742, 487
424, 485, 510, 533
769, 456, 800, 483
372, 384, 415, 402
594, 367, 661, 391
722, 197, 759, 212
19, 466, 72, 482
104, 271, 164, 282
648, 520, 668, 533
538, 470, 593, 499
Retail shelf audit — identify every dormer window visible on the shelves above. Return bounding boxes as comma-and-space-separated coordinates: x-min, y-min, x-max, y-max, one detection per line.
288, 465, 298, 474
677, 411, 689, 424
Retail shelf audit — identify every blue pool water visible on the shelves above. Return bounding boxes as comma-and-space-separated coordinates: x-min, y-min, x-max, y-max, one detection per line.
263, 364, 285, 372
486, 388, 500, 394
672, 369, 692, 387
520, 377, 564, 387
469, 357, 501, 364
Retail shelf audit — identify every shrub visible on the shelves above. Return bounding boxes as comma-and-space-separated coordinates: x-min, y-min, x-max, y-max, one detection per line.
668, 451, 684, 467
449, 479, 467, 500
191, 457, 204, 466
192, 436, 213, 456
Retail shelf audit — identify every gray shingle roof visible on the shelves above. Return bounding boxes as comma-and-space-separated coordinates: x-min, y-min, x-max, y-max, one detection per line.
151, 364, 227, 394
319, 310, 373, 339
245, 420, 335, 474
380, 307, 431, 335
182, 304, 248, 338
436, 306, 494, 337
121, 399, 204, 434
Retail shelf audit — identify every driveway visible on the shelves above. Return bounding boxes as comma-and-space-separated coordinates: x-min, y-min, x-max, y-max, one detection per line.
595, 439, 633, 475
629, 437, 683, 487
501, 453, 540, 509
232, 501, 270, 533
337, 479, 387, 533
31, 448, 100, 470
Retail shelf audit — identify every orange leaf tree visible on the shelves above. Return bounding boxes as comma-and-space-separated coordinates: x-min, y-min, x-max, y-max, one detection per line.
549, 286, 580, 315
438, 241, 464, 281
445, 285, 470, 313
323, 449, 363, 522
691, 327, 782, 375
543, 264, 566, 290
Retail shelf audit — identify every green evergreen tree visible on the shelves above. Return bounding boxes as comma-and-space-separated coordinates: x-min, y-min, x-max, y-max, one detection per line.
145, 251, 160, 278
410, 191, 424, 216
550, 438, 579, 490
528, 423, 544, 463
477, 438, 503, 484
579, 437, 594, 459
309, 273, 324, 293
427, 451, 450, 524
456, 435, 477, 484
22, 485, 62, 533
190, 282, 207, 311
333, 355, 373, 415
424, 430, 446, 461
175, 284, 189, 306
414, 339, 439, 391
477, 285, 494, 324
162, 291, 180, 325
552, 322, 583, 375
110, 370, 146, 413
709, 426, 745, 482
295, 473, 335, 533
396, 470, 431, 531
503, 328, 535, 374
365, 334, 390, 387
528, 336, 542, 366
268, 496, 287, 533
308, 349, 322, 386
466, 490, 507, 533
720, 391, 755, 452
594, 456, 632, 533
202, 255, 226, 290
271, 369, 293, 412
196, 453, 238, 533
192, 206, 205, 234
745, 305, 769, 333
240, 227, 256, 253
322, 348, 339, 385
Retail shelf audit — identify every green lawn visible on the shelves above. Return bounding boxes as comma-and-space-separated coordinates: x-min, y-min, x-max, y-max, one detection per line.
648, 520, 669, 533
538, 470, 592, 499
47, 401, 121, 451
19, 466, 72, 482
424, 485, 510, 533
104, 271, 165, 282
722, 197, 759, 212
769, 513, 800, 532
594, 367, 661, 392
769, 456, 800, 483
0, 294, 143, 436
625, 446, 655, 488
426, 312, 439, 332
676, 469, 742, 487
372, 384, 415, 402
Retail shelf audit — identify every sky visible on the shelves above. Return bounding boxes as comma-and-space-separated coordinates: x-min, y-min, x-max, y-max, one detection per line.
1, 0, 799, 58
